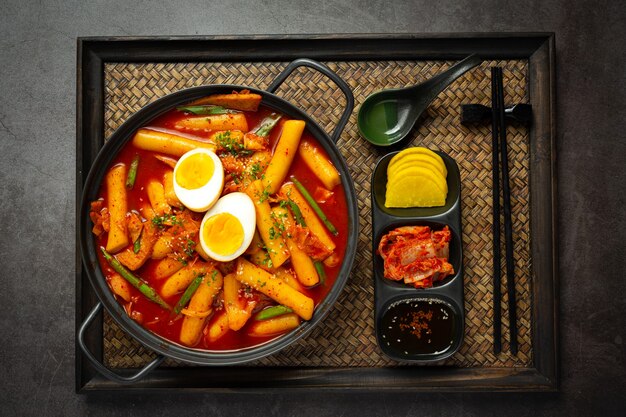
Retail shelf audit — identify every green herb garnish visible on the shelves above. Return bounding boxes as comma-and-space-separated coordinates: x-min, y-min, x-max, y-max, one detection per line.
215, 131, 253, 157
151, 214, 183, 229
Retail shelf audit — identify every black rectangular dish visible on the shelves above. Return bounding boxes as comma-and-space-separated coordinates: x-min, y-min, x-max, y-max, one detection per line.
371, 151, 464, 362
76, 34, 557, 392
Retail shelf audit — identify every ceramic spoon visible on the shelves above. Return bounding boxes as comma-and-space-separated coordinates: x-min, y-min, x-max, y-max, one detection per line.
357, 54, 482, 146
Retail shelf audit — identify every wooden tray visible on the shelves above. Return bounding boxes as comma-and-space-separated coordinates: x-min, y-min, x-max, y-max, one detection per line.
76, 34, 557, 392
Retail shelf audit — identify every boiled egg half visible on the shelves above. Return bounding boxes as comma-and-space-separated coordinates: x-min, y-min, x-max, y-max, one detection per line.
173, 148, 224, 212
199, 192, 256, 262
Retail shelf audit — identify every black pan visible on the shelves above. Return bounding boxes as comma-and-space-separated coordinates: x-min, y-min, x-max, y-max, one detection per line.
78, 59, 358, 383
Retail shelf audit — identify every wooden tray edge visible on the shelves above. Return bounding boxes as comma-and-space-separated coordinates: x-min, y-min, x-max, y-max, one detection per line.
75, 33, 558, 393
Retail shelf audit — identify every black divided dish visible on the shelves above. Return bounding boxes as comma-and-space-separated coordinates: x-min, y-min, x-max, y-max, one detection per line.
371, 151, 464, 362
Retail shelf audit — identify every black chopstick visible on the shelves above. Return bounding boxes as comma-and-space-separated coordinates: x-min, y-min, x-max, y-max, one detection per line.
495, 67, 518, 355
491, 67, 518, 355
490, 67, 502, 355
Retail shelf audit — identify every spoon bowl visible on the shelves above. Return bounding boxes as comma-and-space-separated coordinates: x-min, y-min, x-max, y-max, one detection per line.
358, 55, 482, 146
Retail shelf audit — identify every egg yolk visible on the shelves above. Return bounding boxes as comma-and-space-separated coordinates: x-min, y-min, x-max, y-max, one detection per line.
202, 213, 244, 256
176, 153, 214, 189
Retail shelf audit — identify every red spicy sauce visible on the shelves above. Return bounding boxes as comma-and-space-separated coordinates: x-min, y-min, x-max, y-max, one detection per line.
93, 104, 349, 351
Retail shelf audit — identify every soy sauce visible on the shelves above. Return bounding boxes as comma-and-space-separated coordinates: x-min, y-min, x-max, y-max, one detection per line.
380, 298, 456, 358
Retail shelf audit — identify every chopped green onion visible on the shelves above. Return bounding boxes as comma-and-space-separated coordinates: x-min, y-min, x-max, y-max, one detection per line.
314, 261, 327, 285
132, 231, 142, 254
176, 105, 238, 115
173, 273, 205, 315
125, 155, 139, 189
291, 176, 338, 236
253, 114, 282, 137
255, 305, 293, 321
100, 247, 171, 311
287, 199, 306, 227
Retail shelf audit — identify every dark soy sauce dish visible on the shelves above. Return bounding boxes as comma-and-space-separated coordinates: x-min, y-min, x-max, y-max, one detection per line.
379, 296, 462, 359
370, 150, 464, 362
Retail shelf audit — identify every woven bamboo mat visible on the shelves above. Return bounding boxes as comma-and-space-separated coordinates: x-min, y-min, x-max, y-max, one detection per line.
102, 60, 532, 369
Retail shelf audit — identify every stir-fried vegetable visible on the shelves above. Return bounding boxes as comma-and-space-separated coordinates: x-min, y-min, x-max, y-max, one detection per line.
252, 114, 282, 137
314, 261, 327, 285
125, 154, 140, 189
132, 231, 142, 254
100, 247, 171, 310
173, 273, 205, 315
287, 199, 306, 226
176, 105, 239, 115
255, 305, 293, 321
291, 176, 338, 236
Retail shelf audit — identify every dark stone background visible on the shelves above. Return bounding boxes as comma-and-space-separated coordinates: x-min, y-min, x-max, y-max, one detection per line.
0, 0, 624, 415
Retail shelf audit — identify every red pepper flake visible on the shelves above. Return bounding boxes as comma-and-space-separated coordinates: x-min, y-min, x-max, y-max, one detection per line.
398, 310, 433, 339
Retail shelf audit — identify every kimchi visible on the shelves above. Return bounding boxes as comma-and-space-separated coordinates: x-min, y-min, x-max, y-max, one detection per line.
377, 225, 454, 288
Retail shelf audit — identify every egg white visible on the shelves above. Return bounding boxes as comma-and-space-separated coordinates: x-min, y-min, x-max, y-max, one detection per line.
199, 192, 256, 262
173, 148, 224, 212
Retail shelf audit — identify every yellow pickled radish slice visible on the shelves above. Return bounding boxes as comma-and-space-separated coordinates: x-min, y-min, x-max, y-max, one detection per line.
385, 175, 447, 208
391, 165, 447, 194
387, 153, 447, 179
388, 147, 446, 177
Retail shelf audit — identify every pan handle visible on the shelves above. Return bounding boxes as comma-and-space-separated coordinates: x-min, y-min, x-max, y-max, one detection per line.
77, 302, 165, 384
267, 58, 354, 143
